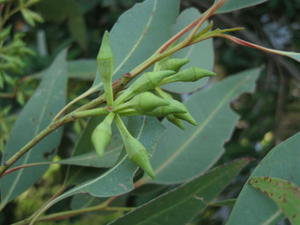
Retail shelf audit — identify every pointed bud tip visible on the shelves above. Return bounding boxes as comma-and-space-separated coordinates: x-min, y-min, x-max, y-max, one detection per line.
97, 31, 113, 60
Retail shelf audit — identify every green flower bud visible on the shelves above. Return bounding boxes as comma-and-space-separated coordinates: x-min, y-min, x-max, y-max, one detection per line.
146, 104, 186, 117
157, 58, 189, 72
115, 92, 169, 113
124, 135, 155, 179
115, 70, 175, 104
161, 67, 216, 85
166, 98, 189, 114
118, 109, 139, 116
91, 113, 115, 158
97, 31, 114, 105
174, 112, 197, 126
115, 115, 155, 178
167, 114, 185, 129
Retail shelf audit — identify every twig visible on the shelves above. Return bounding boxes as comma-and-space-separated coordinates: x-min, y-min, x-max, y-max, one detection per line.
12, 198, 129, 225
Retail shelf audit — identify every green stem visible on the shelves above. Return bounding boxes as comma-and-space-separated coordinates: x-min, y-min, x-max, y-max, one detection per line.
114, 115, 130, 139
12, 203, 133, 225
0, 108, 108, 177
0, 1, 224, 177
53, 86, 102, 121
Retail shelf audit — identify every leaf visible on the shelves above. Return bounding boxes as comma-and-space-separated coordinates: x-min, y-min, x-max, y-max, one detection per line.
70, 193, 105, 210
249, 177, 300, 225
216, 0, 268, 14
66, 1, 87, 49
21, 8, 43, 26
150, 68, 260, 184
92, 0, 180, 89
57, 150, 121, 168
219, 34, 300, 65
109, 158, 251, 225
0, 50, 68, 206
33, 59, 96, 80
67, 60, 96, 80
43, 117, 165, 210
226, 132, 300, 225
164, 8, 214, 93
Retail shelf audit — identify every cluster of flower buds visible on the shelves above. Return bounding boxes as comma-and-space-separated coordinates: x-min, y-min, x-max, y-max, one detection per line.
91, 31, 216, 178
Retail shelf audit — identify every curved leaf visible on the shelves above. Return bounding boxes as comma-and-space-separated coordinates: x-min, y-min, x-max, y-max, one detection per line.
217, 0, 268, 14
109, 158, 251, 225
226, 132, 300, 225
0, 50, 68, 205
249, 177, 300, 225
92, 0, 180, 88
43, 117, 165, 210
164, 8, 214, 93
58, 150, 121, 168
33, 59, 96, 80
67, 60, 96, 80
151, 68, 260, 184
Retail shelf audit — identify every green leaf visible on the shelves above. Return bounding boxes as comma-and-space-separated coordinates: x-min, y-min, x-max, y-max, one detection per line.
92, 0, 180, 89
164, 8, 214, 93
216, 0, 268, 14
21, 8, 43, 26
67, 60, 96, 80
42, 116, 165, 211
109, 158, 251, 225
150, 68, 260, 184
66, 0, 87, 49
57, 150, 121, 168
33, 59, 97, 80
70, 194, 105, 210
67, 15, 87, 50
0, 50, 68, 206
249, 177, 300, 225
226, 132, 300, 225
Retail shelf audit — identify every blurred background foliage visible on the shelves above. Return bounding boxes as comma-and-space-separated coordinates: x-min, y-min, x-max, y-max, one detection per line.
0, 0, 300, 224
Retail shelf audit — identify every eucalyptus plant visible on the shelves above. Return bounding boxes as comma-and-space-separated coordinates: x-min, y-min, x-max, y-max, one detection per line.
1, 0, 300, 225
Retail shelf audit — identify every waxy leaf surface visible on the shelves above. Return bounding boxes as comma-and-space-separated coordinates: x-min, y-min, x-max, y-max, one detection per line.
0, 50, 68, 205
249, 176, 300, 225
109, 158, 250, 225
151, 68, 259, 184
226, 132, 300, 225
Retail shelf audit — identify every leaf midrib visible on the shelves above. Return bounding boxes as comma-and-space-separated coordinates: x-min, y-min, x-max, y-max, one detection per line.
3, 64, 65, 203
155, 76, 250, 175
125, 165, 240, 225
113, 0, 158, 76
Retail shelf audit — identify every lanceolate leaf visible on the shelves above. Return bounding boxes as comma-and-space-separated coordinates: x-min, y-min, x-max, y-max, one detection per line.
33, 59, 96, 80
226, 132, 300, 225
249, 177, 300, 225
164, 8, 214, 93
150, 68, 260, 184
92, 0, 180, 89
45, 117, 165, 208
0, 50, 68, 206
67, 59, 96, 80
216, 0, 268, 14
109, 158, 251, 225
58, 150, 121, 168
